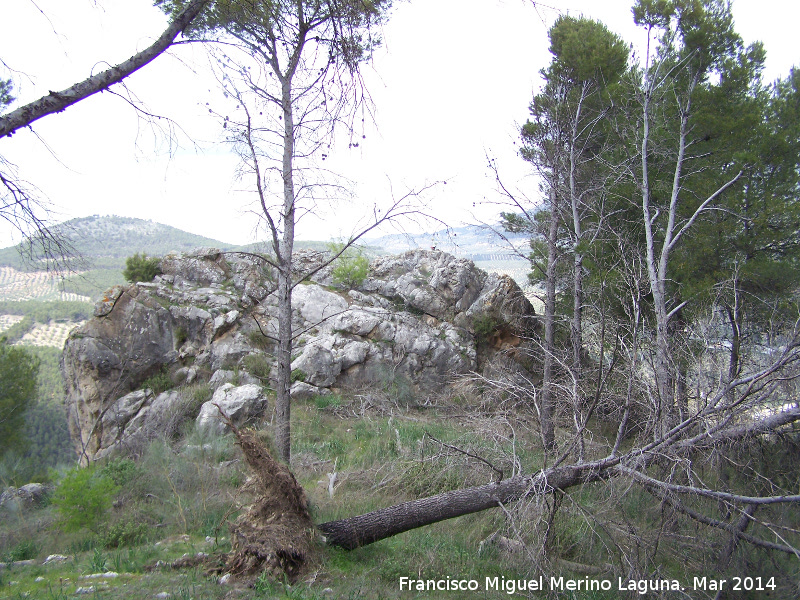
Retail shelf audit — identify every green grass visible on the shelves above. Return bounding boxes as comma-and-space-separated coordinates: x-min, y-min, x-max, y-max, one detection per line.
2, 386, 799, 599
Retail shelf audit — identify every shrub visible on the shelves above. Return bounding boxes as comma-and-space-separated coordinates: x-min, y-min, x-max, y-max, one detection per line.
329, 242, 369, 288
1, 539, 40, 562
186, 382, 212, 406
123, 252, 162, 283
52, 465, 119, 533
243, 353, 271, 381
101, 520, 149, 548
290, 368, 306, 383
174, 325, 188, 347
471, 313, 502, 344
141, 365, 174, 394
247, 329, 272, 351
100, 458, 140, 487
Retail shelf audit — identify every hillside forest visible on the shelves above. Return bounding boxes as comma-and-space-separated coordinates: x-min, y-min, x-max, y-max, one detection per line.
0, 0, 799, 599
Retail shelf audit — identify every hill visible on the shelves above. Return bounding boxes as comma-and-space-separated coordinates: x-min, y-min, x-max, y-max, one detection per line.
0, 216, 244, 302
0, 215, 240, 271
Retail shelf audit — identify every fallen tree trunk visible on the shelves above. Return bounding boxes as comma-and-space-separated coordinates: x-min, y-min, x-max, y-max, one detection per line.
318, 464, 602, 550
318, 407, 800, 550
222, 403, 800, 575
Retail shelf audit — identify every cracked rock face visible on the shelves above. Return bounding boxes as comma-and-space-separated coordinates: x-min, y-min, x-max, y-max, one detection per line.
62, 248, 538, 463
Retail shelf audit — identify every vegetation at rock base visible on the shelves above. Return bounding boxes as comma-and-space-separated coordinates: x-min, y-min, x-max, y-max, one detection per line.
0, 387, 798, 597
0, 339, 39, 459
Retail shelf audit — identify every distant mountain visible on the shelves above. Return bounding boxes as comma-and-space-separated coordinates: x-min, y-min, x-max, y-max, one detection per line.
364, 225, 529, 260
0, 216, 246, 301
0, 215, 239, 270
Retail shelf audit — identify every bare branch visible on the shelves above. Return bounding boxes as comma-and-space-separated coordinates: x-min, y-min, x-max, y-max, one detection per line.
0, 0, 209, 138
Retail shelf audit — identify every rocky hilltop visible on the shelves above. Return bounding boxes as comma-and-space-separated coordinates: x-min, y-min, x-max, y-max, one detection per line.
62, 248, 538, 464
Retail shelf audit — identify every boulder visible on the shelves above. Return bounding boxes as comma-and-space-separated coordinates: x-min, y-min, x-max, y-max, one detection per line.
196, 383, 269, 436
290, 381, 331, 401
89, 389, 188, 461
209, 369, 260, 389
62, 286, 176, 464
0, 483, 52, 511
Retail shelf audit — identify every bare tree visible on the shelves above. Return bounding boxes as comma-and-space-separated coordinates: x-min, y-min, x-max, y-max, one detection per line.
181, 0, 433, 462
317, 330, 800, 552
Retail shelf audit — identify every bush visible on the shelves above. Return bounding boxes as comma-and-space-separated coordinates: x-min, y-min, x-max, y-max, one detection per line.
329, 242, 369, 289
101, 520, 149, 548
471, 313, 502, 344
52, 466, 119, 533
243, 353, 271, 380
100, 458, 140, 487
247, 329, 272, 351
141, 365, 174, 394
174, 325, 188, 347
1, 539, 40, 562
123, 252, 162, 283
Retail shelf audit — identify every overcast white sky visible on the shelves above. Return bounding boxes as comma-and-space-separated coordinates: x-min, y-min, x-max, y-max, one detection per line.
1, 0, 798, 246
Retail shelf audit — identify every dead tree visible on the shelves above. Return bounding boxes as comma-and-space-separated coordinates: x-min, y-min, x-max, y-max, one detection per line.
319, 382, 800, 552
189, 0, 429, 464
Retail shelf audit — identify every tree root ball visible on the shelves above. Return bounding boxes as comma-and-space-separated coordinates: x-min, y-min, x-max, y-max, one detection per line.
222, 428, 317, 583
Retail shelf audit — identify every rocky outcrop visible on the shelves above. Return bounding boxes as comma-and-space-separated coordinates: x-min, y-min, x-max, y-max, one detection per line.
62, 248, 538, 463
0, 483, 52, 512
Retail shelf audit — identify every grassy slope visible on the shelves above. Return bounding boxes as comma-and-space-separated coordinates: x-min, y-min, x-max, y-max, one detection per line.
0, 394, 544, 600
2, 385, 797, 599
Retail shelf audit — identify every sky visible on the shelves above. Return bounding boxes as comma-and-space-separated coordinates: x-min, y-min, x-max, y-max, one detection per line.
1, 0, 798, 247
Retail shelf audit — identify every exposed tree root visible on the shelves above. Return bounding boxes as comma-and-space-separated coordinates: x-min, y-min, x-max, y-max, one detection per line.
220, 413, 316, 583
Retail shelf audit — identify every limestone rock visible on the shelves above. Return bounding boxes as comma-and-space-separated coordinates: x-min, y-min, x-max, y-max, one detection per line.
91, 389, 188, 461
209, 369, 259, 389
0, 483, 52, 511
290, 381, 331, 401
62, 286, 176, 464
196, 383, 269, 436
63, 248, 538, 462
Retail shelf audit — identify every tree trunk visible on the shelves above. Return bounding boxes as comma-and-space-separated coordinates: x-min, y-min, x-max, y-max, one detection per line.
671, 306, 688, 421
541, 183, 559, 451
0, 0, 209, 138
317, 406, 800, 551
318, 466, 588, 550
640, 85, 676, 435
569, 87, 585, 402
568, 90, 585, 455
725, 300, 742, 405
274, 75, 297, 464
